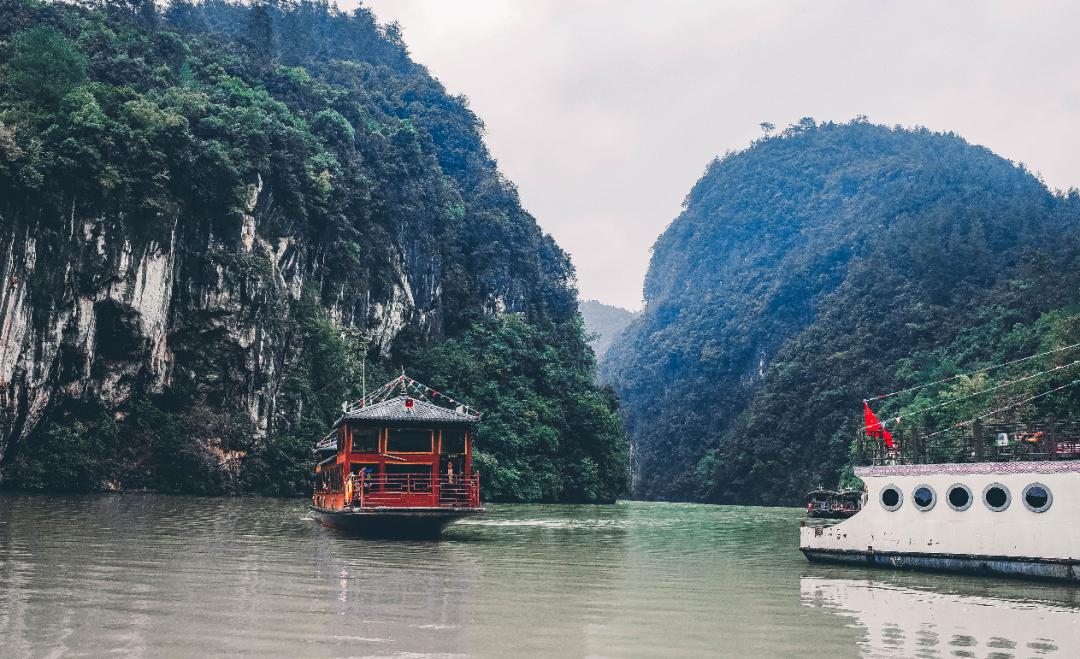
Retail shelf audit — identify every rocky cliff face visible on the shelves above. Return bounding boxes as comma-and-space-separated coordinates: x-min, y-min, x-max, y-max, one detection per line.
0, 169, 458, 457
0, 1, 626, 502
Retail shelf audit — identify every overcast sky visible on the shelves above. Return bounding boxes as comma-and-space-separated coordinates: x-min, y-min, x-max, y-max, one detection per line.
352, 0, 1080, 310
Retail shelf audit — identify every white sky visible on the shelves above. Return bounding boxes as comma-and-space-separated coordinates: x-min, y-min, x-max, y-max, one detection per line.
349, 0, 1080, 310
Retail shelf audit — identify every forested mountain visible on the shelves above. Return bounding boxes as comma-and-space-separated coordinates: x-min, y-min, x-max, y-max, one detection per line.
604, 119, 1080, 505
578, 299, 636, 359
0, 0, 627, 501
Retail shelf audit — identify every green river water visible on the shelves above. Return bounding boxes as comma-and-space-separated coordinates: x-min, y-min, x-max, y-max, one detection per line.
1, 496, 1078, 657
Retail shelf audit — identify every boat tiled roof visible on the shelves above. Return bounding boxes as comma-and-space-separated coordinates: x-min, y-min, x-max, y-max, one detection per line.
340, 395, 480, 425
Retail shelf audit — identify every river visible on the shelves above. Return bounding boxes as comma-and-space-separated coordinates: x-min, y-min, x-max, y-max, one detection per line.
0, 496, 1078, 657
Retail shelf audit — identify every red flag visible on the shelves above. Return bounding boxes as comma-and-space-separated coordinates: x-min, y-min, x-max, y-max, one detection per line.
863, 401, 894, 448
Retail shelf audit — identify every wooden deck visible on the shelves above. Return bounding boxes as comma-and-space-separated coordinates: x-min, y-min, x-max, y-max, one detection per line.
312, 474, 480, 512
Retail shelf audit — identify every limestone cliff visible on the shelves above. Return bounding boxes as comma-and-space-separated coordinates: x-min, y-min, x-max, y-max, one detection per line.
0, 0, 627, 501
0, 168, 483, 454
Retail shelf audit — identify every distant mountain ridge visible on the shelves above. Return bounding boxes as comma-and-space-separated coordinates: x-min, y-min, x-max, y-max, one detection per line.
578, 300, 637, 359
604, 119, 1080, 505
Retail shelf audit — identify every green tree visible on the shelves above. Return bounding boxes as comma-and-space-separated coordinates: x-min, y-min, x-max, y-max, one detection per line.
415, 315, 629, 503
246, 3, 275, 69
7, 26, 87, 106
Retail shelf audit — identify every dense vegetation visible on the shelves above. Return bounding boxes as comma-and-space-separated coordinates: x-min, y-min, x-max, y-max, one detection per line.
604, 119, 1080, 505
578, 299, 636, 360
412, 315, 627, 502
0, 0, 627, 501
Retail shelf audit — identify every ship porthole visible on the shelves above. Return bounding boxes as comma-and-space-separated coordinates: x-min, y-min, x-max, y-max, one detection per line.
912, 484, 936, 511
880, 485, 903, 511
946, 484, 973, 511
1022, 482, 1053, 513
982, 483, 1011, 512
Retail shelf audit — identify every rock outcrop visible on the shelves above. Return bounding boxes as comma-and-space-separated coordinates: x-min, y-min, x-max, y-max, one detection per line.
0, 172, 459, 457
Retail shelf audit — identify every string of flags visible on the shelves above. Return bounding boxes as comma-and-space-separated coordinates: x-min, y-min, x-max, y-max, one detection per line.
921, 379, 1080, 440
862, 357, 1080, 446
353, 373, 479, 417
401, 375, 477, 416
864, 339, 1080, 402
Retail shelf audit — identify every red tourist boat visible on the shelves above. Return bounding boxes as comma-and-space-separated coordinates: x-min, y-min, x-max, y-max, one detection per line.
310, 375, 484, 537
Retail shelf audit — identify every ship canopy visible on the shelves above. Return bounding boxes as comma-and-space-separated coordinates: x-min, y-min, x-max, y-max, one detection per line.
342, 395, 480, 426
314, 374, 480, 453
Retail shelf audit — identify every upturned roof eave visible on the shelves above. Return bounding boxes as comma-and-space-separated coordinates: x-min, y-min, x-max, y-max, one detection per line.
332, 415, 479, 428
332, 395, 481, 427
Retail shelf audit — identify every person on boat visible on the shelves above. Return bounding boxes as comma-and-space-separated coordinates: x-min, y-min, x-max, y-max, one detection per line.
344, 474, 355, 506
359, 466, 373, 491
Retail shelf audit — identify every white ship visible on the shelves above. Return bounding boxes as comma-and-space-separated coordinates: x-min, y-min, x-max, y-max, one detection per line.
801, 419, 1080, 581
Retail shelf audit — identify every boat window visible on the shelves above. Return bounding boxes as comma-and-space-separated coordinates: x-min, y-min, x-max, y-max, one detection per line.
912, 485, 935, 511
442, 430, 466, 454
982, 483, 1011, 511
316, 464, 342, 493
388, 429, 432, 453
350, 427, 378, 452
1023, 483, 1052, 512
947, 484, 972, 511
880, 485, 903, 511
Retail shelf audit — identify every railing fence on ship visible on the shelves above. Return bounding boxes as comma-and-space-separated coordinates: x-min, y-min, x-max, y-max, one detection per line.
858, 418, 1080, 465
346, 474, 481, 508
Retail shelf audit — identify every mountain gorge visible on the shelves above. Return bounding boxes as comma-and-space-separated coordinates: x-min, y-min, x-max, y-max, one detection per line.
0, 0, 627, 501
604, 119, 1080, 505
578, 299, 636, 359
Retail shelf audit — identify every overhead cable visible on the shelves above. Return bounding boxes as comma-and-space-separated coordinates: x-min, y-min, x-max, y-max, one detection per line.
865, 340, 1080, 402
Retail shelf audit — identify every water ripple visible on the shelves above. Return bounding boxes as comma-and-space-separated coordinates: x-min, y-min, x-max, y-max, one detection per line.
2, 496, 1078, 658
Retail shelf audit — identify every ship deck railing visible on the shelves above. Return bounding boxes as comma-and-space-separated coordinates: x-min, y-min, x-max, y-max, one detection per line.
347, 474, 481, 509
858, 418, 1080, 466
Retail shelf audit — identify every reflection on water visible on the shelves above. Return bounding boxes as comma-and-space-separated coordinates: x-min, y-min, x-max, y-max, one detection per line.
0, 495, 1078, 657
801, 577, 1080, 659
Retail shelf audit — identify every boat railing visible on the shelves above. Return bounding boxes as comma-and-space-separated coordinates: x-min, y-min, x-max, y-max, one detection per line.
858, 418, 1080, 465
348, 474, 481, 509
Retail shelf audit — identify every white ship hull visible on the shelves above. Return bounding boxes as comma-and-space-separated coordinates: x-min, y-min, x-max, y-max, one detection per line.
800, 461, 1080, 581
